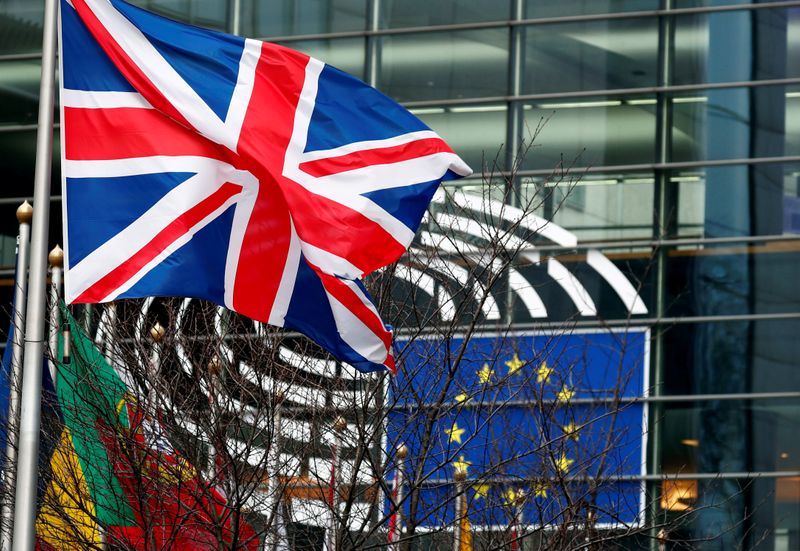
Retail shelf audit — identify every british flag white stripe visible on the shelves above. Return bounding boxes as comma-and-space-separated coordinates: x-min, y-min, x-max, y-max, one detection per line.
65, 160, 258, 302
297, 130, 443, 163
61, 88, 152, 109
299, 153, 470, 195
267, 219, 302, 326
326, 288, 390, 364
76, 0, 260, 151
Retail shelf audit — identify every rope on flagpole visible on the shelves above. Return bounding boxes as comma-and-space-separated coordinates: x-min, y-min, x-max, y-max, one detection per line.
12, 0, 58, 543
0, 203, 33, 551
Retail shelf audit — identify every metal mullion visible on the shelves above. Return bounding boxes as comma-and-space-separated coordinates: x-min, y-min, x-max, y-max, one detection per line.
259, 0, 800, 43
399, 76, 800, 109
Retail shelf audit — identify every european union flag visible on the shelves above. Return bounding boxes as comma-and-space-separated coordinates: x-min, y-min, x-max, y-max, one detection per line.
387, 328, 648, 528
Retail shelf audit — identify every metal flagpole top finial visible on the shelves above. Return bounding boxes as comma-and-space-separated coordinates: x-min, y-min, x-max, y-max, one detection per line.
396, 443, 408, 460
454, 468, 467, 482
149, 322, 166, 343
208, 354, 223, 375
48, 244, 64, 268
16, 201, 33, 224
334, 416, 348, 432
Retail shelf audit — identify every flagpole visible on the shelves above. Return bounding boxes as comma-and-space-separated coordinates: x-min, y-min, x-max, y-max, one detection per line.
453, 468, 466, 551
0, 203, 33, 551
387, 443, 407, 551
47, 246, 63, 384
264, 391, 284, 551
325, 416, 347, 551
12, 0, 58, 546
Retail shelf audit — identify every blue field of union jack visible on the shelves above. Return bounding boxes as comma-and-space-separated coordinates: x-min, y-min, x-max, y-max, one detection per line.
59, 0, 471, 372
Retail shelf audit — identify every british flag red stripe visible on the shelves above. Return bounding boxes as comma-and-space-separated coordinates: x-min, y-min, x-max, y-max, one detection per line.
60, 0, 470, 372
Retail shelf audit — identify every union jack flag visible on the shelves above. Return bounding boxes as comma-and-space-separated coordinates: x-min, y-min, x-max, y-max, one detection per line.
59, 0, 470, 373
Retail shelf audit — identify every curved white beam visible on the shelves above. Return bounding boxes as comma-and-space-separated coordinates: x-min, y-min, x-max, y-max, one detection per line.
434, 212, 540, 264
394, 264, 456, 321
587, 249, 648, 315
547, 258, 597, 316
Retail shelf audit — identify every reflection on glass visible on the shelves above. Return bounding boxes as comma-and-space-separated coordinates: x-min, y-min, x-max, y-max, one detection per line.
379, 29, 508, 102
523, 18, 659, 94
0, 0, 43, 54
522, 96, 657, 170
673, 8, 799, 85
662, 319, 800, 395
130, 0, 228, 31
520, 173, 655, 242
659, 400, 800, 473
656, 476, 800, 550
673, 163, 800, 238
0, 60, 42, 125
410, 104, 506, 173
277, 38, 365, 81
240, 0, 366, 38
382, 0, 510, 28
671, 85, 799, 163
526, 0, 657, 18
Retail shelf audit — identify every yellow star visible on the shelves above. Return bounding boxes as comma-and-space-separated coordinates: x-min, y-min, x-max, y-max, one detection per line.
562, 422, 580, 441
532, 481, 548, 498
535, 362, 553, 384
477, 363, 495, 384
455, 393, 469, 404
554, 454, 574, 474
472, 483, 490, 499
504, 487, 523, 505
503, 488, 517, 505
556, 385, 575, 402
453, 455, 470, 476
505, 353, 525, 375
445, 422, 466, 444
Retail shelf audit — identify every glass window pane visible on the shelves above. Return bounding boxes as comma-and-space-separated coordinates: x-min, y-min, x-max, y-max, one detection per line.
526, 0, 657, 18
129, 0, 228, 31
521, 95, 657, 170
520, 173, 656, 242
523, 18, 659, 95
0, 0, 44, 55
659, 399, 800, 473
379, 29, 508, 102
673, 162, 800, 238
410, 104, 506, 173
674, 8, 800, 85
662, 319, 800, 395
0, 60, 42, 126
671, 84, 799, 163
381, 0, 511, 29
241, 0, 366, 38
657, 476, 800, 550
277, 38, 365, 81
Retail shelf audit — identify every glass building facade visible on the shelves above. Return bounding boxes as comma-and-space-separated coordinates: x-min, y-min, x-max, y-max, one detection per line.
0, 0, 798, 549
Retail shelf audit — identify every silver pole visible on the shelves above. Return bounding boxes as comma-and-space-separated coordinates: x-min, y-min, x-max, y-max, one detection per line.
387, 444, 407, 551
325, 417, 347, 551
0, 203, 33, 551
47, 246, 63, 384
264, 393, 284, 551
12, 0, 58, 546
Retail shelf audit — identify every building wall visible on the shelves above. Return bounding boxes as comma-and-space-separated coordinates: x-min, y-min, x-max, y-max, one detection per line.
0, 1, 798, 549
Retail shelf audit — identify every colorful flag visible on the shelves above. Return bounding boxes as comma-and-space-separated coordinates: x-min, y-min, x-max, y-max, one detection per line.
35, 311, 258, 550
59, 0, 470, 373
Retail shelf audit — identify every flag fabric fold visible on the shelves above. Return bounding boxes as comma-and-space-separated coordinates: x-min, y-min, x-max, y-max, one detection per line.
60, 0, 470, 372
36, 311, 258, 550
